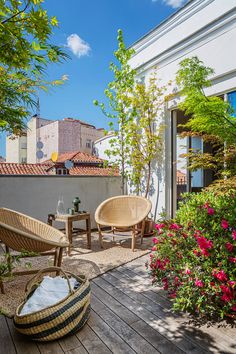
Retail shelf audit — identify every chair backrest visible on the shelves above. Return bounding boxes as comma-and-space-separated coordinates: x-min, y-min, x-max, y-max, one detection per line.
95, 195, 152, 227
0, 208, 68, 252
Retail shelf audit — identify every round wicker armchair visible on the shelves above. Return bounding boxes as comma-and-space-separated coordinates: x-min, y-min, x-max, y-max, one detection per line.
0, 208, 69, 293
95, 195, 152, 251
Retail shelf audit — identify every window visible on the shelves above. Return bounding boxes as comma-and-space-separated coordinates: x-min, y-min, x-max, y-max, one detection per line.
228, 91, 236, 117
56, 168, 68, 175
86, 139, 92, 148
171, 109, 215, 216
21, 157, 27, 163
21, 142, 27, 149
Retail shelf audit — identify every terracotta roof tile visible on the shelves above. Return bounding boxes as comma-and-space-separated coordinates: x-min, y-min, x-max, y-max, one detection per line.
0, 163, 119, 176
0, 163, 51, 175
45, 151, 104, 164
69, 166, 119, 176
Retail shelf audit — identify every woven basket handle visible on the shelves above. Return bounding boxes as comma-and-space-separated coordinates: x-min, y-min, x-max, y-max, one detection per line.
24, 267, 75, 298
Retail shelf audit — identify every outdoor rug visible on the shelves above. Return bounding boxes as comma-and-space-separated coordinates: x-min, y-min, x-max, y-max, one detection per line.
0, 230, 152, 317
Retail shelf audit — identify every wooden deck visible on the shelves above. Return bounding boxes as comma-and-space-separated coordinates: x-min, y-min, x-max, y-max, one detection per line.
0, 254, 235, 354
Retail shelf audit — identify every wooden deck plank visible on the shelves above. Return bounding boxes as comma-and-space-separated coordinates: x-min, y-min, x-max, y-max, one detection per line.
6, 318, 40, 354
87, 309, 137, 354
58, 333, 86, 353
37, 341, 64, 354
109, 269, 172, 314
114, 264, 236, 353
91, 282, 183, 354
116, 266, 236, 340
91, 292, 159, 354
0, 316, 16, 354
65, 348, 88, 354
76, 320, 112, 354
0, 254, 235, 354
99, 272, 210, 353
65, 347, 88, 354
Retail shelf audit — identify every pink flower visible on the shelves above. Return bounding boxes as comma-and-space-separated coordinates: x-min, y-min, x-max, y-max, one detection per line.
221, 219, 229, 229
185, 268, 191, 275
207, 207, 215, 215
162, 277, 169, 290
231, 305, 236, 311
203, 202, 209, 209
201, 249, 210, 257
221, 293, 233, 302
232, 230, 236, 240
169, 292, 176, 299
220, 284, 234, 302
195, 279, 204, 288
220, 285, 232, 295
229, 257, 236, 263
169, 223, 181, 230
225, 242, 234, 252
152, 237, 158, 244
213, 270, 228, 282
228, 281, 236, 288
155, 223, 165, 230
151, 246, 156, 251
197, 236, 213, 250
167, 233, 174, 237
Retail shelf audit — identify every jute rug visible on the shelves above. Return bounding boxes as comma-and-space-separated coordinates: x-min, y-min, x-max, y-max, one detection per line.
0, 231, 152, 317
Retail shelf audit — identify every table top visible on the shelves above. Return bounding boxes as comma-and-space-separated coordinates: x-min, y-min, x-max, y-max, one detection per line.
55, 212, 90, 221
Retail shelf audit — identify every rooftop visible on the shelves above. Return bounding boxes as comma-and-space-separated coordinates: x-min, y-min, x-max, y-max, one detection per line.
0, 151, 117, 176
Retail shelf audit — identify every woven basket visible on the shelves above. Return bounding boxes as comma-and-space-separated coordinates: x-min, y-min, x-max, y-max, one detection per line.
13, 267, 91, 341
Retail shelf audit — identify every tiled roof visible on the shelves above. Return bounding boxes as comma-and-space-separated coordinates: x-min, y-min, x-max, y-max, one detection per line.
69, 166, 119, 176
0, 163, 119, 176
0, 163, 51, 175
63, 118, 96, 128
45, 151, 104, 164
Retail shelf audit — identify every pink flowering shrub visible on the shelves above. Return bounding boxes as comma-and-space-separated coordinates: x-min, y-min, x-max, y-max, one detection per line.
148, 190, 236, 319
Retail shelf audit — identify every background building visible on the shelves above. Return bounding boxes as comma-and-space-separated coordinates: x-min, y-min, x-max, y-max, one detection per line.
6, 115, 104, 163
6, 133, 27, 163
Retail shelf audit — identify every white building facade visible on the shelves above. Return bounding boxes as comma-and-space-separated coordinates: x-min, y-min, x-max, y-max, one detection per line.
7, 116, 104, 164
6, 134, 27, 163
93, 133, 117, 161
129, 0, 236, 219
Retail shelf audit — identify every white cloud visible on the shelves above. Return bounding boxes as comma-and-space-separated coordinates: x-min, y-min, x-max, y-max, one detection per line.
152, 0, 186, 9
66, 34, 91, 58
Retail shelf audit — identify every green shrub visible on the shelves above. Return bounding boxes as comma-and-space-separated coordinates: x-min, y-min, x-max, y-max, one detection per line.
148, 189, 236, 319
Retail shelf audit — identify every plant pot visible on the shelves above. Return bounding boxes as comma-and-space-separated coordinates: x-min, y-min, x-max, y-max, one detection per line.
138, 218, 155, 237
144, 218, 155, 237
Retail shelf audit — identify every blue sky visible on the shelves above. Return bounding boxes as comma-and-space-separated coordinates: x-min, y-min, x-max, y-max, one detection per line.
0, 0, 187, 157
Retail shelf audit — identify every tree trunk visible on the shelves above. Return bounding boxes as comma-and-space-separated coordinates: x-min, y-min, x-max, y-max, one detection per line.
145, 162, 151, 198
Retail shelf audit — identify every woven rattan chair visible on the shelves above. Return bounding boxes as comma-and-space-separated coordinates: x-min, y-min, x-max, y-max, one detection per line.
95, 195, 152, 251
0, 208, 69, 293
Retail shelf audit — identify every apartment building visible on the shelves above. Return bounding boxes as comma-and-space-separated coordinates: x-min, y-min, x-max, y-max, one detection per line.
7, 116, 104, 163
6, 133, 27, 163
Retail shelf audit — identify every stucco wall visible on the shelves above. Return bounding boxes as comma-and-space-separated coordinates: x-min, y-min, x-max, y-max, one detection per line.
39, 120, 59, 161
27, 117, 52, 163
129, 0, 236, 218
0, 176, 122, 228
80, 125, 104, 153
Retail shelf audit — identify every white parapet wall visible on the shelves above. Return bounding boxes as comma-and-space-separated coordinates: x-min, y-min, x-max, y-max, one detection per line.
0, 176, 122, 228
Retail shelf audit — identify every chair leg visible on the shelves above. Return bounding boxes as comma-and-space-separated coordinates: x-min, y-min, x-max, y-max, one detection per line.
97, 224, 104, 248
54, 247, 59, 266
131, 226, 136, 252
57, 247, 63, 267
141, 219, 145, 244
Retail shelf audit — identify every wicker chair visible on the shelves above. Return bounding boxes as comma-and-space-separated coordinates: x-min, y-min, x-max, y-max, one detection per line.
0, 208, 69, 293
95, 195, 152, 251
